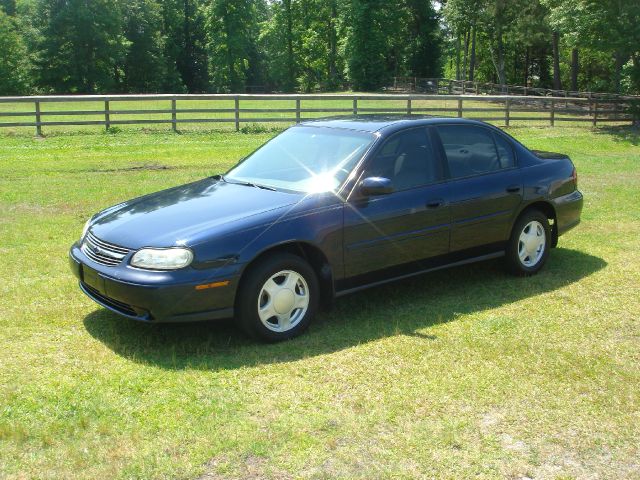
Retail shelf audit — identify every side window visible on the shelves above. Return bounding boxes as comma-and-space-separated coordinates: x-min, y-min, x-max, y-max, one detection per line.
436, 125, 501, 178
493, 133, 516, 168
365, 128, 443, 191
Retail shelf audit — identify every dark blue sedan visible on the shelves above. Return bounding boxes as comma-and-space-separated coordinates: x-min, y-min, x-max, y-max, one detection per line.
69, 116, 583, 341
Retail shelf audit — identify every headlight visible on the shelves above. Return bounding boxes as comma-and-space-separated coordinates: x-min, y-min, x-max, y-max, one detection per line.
130, 248, 194, 270
81, 219, 92, 240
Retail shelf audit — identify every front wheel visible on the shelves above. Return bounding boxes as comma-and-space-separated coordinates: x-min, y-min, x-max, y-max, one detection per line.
237, 253, 319, 342
505, 210, 551, 276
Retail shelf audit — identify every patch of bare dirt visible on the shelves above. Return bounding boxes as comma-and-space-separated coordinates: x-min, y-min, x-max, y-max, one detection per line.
196, 454, 293, 480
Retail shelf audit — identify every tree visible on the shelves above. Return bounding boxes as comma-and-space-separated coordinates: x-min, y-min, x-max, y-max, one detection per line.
207, 0, 262, 92
544, 0, 640, 93
403, 0, 442, 78
161, 0, 208, 93
345, 0, 389, 91
293, 0, 345, 92
1, 0, 15, 15
122, 0, 167, 93
33, 0, 126, 93
260, 0, 297, 92
0, 9, 30, 94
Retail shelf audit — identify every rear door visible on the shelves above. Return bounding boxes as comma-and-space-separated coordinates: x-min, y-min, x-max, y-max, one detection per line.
434, 125, 522, 253
343, 127, 450, 278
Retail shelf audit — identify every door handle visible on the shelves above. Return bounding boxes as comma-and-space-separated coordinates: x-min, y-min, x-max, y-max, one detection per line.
506, 185, 521, 193
426, 198, 445, 208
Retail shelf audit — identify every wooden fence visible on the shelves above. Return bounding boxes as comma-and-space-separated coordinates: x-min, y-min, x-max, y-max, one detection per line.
390, 77, 639, 101
0, 93, 635, 136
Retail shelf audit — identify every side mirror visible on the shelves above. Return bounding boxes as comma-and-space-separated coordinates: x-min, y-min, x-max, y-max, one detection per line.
359, 177, 393, 196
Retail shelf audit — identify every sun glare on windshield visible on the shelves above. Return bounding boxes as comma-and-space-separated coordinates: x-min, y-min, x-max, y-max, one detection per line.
226, 126, 375, 193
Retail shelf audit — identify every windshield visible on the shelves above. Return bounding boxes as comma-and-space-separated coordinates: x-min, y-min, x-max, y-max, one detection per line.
226, 126, 375, 193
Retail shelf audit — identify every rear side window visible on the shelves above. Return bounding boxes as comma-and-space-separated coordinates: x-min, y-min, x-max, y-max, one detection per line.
436, 125, 503, 178
494, 133, 516, 168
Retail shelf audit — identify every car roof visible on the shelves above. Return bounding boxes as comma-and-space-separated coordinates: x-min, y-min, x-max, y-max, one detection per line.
298, 115, 490, 134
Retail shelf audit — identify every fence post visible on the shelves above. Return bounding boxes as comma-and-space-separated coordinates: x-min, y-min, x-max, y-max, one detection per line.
105, 100, 110, 131
171, 99, 177, 132
505, 99, 511, 126
295, 98, 301, 123
352, 98, 358, 115
592, 99, 598, 127
550, 100, 555, 127
35, 100, 42, 137
234, 96, 240, 131
407, 98, 412, 116
457, 98, 463, 118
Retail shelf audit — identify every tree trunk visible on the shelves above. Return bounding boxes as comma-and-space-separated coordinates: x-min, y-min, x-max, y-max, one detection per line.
570, 48, 579, 91
469, 25, 476, 82
327, 1, 337, 89
462, 29, 469, 81
284, 0, 295, 92
632, 53, 640, 98
613, 51, 625, 93
552, 30, 562, 91
490, 27, 506, 89
455, 34, 461, 80
539, 47, 551, 87
524, 47, 529, 86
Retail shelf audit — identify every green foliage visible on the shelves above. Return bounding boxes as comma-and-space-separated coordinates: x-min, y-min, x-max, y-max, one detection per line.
207, 0, 262, 92
345, 0, 389, 91
259, 0, 297, 91
33, 0, 126, 93
444, 0, 640, 94
0, 9, 30, 94
121, 0, 167, 93
345, 0, 441, 91
239, 122, 279, 134
404, 0, 442, 78
0, 0, 15, 15
169, 0, 209, 92
1, 0, 638, 94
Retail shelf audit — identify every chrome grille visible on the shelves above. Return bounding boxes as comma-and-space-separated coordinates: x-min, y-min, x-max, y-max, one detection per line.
81, 231, 131, 266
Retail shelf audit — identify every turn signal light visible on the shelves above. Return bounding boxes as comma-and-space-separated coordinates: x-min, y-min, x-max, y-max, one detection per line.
195, 281, 230, 290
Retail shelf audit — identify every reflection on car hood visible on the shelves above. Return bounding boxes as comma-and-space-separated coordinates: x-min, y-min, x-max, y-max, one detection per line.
90, 177, 301, 249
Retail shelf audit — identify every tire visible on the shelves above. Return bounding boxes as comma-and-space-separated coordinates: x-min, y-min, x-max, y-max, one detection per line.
236, 253, 319, 342
505, 209, 551, 276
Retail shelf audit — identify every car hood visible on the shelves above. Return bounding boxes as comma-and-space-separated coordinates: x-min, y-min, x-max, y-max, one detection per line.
90, 178, 302, 249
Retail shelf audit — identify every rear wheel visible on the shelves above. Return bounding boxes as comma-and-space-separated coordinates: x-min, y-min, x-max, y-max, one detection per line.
506, 210, 551, 276
237, 253, 319, 342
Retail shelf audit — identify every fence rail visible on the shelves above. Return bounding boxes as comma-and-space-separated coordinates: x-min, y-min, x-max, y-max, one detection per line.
0, 93, 635, 136
389, 77, 640, 101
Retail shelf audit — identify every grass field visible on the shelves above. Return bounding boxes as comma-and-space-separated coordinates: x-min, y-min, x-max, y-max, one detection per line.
0, 125, 639, 479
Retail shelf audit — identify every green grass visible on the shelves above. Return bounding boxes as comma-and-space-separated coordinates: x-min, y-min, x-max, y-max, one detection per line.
0, 125, 639, 479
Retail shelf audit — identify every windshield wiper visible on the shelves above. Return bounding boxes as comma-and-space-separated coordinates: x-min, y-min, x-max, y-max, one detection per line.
240, 181, 277, 191
212, 174, 276, 191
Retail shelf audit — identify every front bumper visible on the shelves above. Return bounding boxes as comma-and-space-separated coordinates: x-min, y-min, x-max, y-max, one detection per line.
69, 243, 240, 322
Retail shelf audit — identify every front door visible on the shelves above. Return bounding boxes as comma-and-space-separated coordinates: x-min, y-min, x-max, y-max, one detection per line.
343, 127, 451, 279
